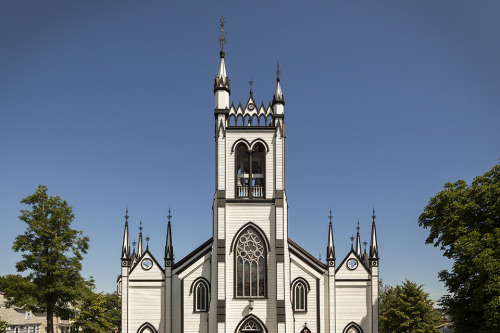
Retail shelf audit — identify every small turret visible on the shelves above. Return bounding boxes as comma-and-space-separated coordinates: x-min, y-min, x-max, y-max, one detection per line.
137, 221, 144, 259
121, 209, 130, 260
214, 17, 230, 109
356, 221, 362, 257
370, 208, 379, 259
326, 209, 335, 262
272, 62, 285, 107
165, 208, 174, 266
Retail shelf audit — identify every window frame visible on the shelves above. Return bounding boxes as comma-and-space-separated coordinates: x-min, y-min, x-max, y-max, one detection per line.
235, 142, 266, 199
291, 277, 310, 312
191, 277, 210, 313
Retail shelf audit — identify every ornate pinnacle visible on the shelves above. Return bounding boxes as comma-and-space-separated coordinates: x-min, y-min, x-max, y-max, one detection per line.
363, 241, 368, 252
167, 207, 172, 223
139, 220, 143, 233
328, 207, 333, 224
146, 235, 150, 248
372, 207, 376, 223
276, 62, 281, 80
218, 16, 227, 52
125, 207, 129, 223
350, 234, 354, 248
356, 220, 360, 232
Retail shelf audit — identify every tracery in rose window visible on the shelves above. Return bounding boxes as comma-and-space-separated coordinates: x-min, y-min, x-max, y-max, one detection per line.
236, 227, 266, 297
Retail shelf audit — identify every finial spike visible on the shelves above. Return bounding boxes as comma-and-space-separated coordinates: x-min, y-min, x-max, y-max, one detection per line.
139, 220, 143, 233
125, 207, 129, 222
356, 220, 360, 232
372, 207, 376, 223
132, 240, 137, 248
218, 16, 227, 52
167, 206, 172, 223
328, 207, 333, 224
276, 61, 281, 80
350, 234, 355, 248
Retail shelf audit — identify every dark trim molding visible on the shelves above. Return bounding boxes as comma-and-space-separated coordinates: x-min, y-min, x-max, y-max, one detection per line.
335, 279, 371, 282
317, 278, 320, 333
137, 322, 158, 333
342, 321, 363, 333
173, 238, 213, 274
129, 279, 165, 282
181, 279, 184, 333
234, 314, 268, 333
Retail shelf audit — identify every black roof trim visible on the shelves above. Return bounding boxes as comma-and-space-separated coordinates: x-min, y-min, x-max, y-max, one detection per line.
128, 249, 165, 275
335, 249, 371, 275
173, 238, 213, 273
288, 238, 327, 274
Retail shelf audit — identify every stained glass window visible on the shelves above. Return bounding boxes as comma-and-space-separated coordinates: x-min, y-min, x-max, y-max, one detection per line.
236, 227, 266, 297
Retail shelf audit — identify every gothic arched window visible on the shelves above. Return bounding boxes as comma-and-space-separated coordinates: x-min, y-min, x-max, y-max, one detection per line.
236, 142, 265, 198
291, 278, 309, 312
294, 281, 306, 311
235, 227, 266, 297
191, 278, 210, 312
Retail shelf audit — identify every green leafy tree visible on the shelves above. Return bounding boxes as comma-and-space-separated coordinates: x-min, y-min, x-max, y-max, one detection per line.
379, 280, 440, 333
73, 292, 115, 333
103, 292, 121, 332
5, 185, 90, 333
419, 164, 500, 333
0, 317, 7, 333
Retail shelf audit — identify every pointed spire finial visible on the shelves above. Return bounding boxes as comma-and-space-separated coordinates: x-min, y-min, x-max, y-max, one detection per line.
139, 220, 143, 233
132, 240, 137, 248
125, 207, 129, 223
249, 78, 254, 95
167, 206, 172, 223
121, 208, 131, 259
350, 234, 355, 249
372, 207, 376, 223
363, 241, 368, 252
327, 209, 335, 261
328, 207, 333, 224
146, 235, 150, 250
356, 220, 360, 233
276, 61, 281, 81
218, 16, 227, 54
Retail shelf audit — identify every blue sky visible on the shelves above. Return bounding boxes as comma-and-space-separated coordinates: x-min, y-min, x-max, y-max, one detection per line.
1, 1, 499, 301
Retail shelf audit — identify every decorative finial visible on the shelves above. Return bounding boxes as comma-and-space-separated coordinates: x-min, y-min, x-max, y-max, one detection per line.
350, 234, 355, 248
356, 220, 360, 232
276, 62, 281, 81
372, 207, 376, 223
139, 220, 143, 233
132, 240, 137, 248
125, 207, 129, 223
248, 78, 254, 94
363, 241, 368, 252
218, 16, 227, 52
146, 235, 150, 248
328, 207, 333, 224
167, 207, 172, 223
319, 253, 322, 261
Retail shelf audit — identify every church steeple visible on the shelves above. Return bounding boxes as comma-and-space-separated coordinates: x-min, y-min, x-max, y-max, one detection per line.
214, 17, 230, 109
370, 208, 379, 259
165, 208, 173, 264
327, 209, 335, 261
356, 221, 362, 257
121, 208, 130, 260
272, 62, 285, 107
137, 221, 144, 259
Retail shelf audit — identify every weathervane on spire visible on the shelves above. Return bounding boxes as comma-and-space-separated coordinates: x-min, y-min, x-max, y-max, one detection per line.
218, 16, 227, 51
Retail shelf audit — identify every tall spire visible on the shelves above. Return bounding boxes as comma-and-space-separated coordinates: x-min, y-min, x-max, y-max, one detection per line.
356, 220, 362, 256
214, 17, 230, 95
272, 62, 285, 106
137, 220, 144, 259
370, 208, 379, 259
121, 208, 130, 259
165, 208, 174, 263
327, 208, 335, 262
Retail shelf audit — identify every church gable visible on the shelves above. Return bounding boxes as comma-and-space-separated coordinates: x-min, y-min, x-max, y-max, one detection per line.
335, 250, 370, 280
129, 251, 164, 280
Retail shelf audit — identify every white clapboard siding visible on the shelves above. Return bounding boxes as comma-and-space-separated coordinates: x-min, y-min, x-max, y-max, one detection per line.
336, 283, 372, 333
128, 285, 164, 333
129, 253, 164, 280
335, 252, 371, 280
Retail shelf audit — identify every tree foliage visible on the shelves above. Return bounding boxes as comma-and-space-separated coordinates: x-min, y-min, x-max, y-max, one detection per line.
0, 317, 6, 333
419, 164, 500, 333
5, 185, 90, 333
379, 280, 440, 333
73, 291, 121, 333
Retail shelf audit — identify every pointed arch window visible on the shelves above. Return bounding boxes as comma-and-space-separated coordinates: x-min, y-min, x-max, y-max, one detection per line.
236, 143, 265, 198
235, 227, 266, 297
191, 278, 210, 312
291, 278, 309, 312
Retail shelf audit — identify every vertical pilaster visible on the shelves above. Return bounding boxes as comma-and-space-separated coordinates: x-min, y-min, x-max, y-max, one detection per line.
370, 261, 379, 333
121, 261, 129, 333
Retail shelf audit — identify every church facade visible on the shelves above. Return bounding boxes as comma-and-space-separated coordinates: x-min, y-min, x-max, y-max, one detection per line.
118, 46, 380, 333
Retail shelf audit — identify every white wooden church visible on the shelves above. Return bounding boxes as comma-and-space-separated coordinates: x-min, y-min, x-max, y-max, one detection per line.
118, 32, 380, 333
